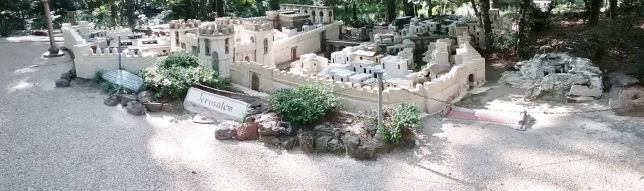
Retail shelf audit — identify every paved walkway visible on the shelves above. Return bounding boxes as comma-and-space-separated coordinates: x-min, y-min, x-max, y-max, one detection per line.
0, 42, 643, 190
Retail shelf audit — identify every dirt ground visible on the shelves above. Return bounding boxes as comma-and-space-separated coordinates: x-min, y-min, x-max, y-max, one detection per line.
1, 41, 642, 190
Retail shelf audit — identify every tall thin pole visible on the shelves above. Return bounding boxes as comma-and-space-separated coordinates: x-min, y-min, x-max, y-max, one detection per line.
376, 71, 384, 128
41, 0, 62, 57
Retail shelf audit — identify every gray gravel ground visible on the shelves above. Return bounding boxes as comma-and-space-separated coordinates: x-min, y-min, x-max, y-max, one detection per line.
1, 42, 643, 190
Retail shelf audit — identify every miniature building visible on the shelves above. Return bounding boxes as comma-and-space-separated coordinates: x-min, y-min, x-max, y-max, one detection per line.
195, 18, 235, 77
290, 53, 328, 76
279, 4, 334, 24
168, 19, 201, 51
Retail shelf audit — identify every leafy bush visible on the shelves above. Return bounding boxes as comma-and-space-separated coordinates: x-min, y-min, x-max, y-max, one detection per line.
268, 85, 340, 125
381, 103, 421, 144
358, 110, 379, 136
141, 54, 228, 100
491, 30, 518, 51
158, 53, 200, 68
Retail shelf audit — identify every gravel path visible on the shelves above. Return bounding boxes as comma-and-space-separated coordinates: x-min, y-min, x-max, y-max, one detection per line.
0, 42, 642, 190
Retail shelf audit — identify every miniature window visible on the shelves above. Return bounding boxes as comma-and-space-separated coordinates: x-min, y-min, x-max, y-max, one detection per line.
250, 37, 255, 43
264, 38, 269, 54
175, 32, 179, 44
360, 57, 363, 60
205, 39, 211, 56
398, 64, 400, 70
225, 38, 229, 54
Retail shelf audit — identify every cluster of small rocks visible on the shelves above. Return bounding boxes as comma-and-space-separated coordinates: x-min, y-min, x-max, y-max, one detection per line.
214, 112, 386, 160
55, 70, 76, 88
103, 91, 183, 116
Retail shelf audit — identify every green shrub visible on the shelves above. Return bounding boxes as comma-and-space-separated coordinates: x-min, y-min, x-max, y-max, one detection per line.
268, 85, 341, 125
491, 30, 518, 51
141, 54, 227, 100
358, 110, 379, 136
381, 103, 421, 144
158, 53, 200, 69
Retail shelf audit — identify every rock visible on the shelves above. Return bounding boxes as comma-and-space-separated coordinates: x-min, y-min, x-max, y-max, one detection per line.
162, 100, 183, 113
280, 136, 298, 149
55, 78, 71, 87
192, 114, 215, 124
276, 121, 296, 136
608, 72, 640, 88
314, 136, 332, 152
60, 71, 75, 80
567, 96, 596, 103
104, 95, 120, 106
314, 122, 335, 132
144, 102, 163, 112
215, 122, 237, 140
137, 91, 153, 103
260, 135, 281, 146
327, 138, 345, 154
235, 117, 259, 141
126, 101, 146, 115
256, 113, 280, 136
569, 85, 602, 98
297, 129, 315, 153
119, 94, 137, 106
500, 53, 603, 101
342, 132, 377, 160
609, 86, 644, 116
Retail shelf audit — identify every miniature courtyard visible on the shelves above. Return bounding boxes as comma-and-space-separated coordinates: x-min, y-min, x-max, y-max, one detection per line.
1, 0, 644, 190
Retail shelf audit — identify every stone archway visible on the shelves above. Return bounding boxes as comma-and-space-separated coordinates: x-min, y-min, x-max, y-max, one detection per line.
468, 74, 475, 90
251, 72, 260, 91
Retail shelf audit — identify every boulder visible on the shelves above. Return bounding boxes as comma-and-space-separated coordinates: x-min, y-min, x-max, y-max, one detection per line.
55, 78, 71, 87
297, 129, 315, 153
342, 132, 377, 160
215, 122, 237, 140
260, 135, 281, 146
119, 94, 137, 106
126, 101, 146, 115
235, 117, 259, 141
161, 100, 183, 113
500, 53, 603, 101
609, 86, 644, 116
137, 91, 153, 103
569, 85, 602, 98
314, 136, 332, 152
326, 138, 345, 154
608, 72, 640, 88
280, 136, 298, 149
256, 113, 280, 136
276, 121, 296, 136
144, 102, 163, 112
60, 71, 76, 80
104, 95, 120, 106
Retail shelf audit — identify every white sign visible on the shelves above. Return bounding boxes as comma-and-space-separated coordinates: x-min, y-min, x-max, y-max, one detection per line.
183, 87, 250, 120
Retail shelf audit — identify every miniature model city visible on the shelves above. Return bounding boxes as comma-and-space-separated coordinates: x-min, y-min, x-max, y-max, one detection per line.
59, 4, 520, 114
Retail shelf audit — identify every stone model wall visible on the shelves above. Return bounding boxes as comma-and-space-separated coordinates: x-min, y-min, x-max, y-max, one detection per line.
230, 54, 485, 113
272, 21, 342, 66
63, 27, 157, 79
72, 44, 157, 79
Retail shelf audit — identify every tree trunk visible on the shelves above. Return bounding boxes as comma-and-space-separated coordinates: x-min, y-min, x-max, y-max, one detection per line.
426, 0, 433, 17
517, 0, 531, 58
385, 0, 396, 22
125, 0, 135, 27
403, 0, 414, 16
588, 0, 601, 25
480, 0, 492, 48
470, 0, 483, 28
110, 2, 117, 26
352, 3, 358, 23
216, 0, 225, 17
608, 0, 617, 19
